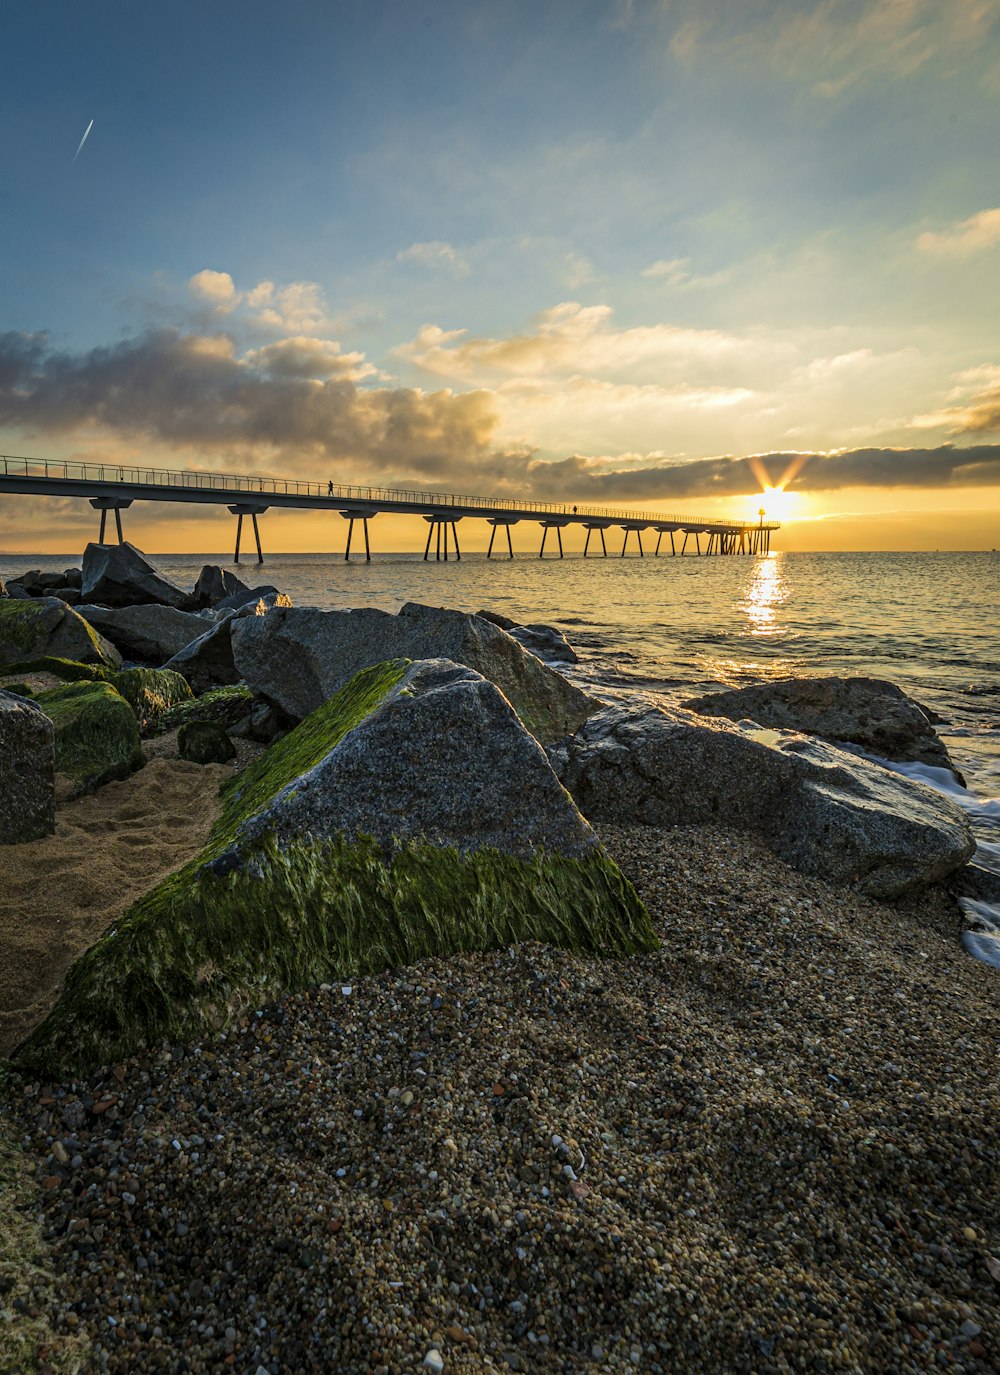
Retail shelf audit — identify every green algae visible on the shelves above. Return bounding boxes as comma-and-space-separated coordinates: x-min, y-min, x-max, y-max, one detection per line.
0, 682, 35, 697
0, 600, 55, 654
34, 681, 143, 794
13, 656, 655, 1078
1, 656, 113, 683
15, 835, 654, 1078
178, 719, 236, 764
111, 667, 192, 732
161, 683, 253, 732
216, 658, 409, 846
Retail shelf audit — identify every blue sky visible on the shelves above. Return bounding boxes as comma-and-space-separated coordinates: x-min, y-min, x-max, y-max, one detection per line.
3, 1, 1000, 548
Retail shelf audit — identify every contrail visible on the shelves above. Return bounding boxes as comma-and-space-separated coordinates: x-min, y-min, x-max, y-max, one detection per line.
73, 119, 94, 163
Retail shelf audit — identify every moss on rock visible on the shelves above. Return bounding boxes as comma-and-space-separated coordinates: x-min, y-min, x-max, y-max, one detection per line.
0, 600, 58, 654
35, 681, 144, 795
15, 658, 654, 1077
178, 720, 237, 764
0, 599, 119, 668
1, 656, 113, 683
161, 684, 254, 732
111, 667, 193, 732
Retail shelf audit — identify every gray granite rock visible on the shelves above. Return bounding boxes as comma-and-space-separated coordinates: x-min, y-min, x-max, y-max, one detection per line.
191, 565, 250, 609
554, 702, 975, 898
178, 719, 237, 764
684, 675, 960, 779
0, 597, 122, 669
215, 584, 286, 612
0, 689, 55, 843
231, 602, 595, 745
223, 659, 599, 867
80, 542, 191, 610
162, 620, 239, 693
476, 610, 579, 664
76, 603, 210, 663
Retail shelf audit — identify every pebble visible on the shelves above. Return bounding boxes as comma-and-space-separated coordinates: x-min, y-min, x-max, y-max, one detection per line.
5, 822, 998, 1375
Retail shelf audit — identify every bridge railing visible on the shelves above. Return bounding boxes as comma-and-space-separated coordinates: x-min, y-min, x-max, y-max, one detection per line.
0, 453, 779, 530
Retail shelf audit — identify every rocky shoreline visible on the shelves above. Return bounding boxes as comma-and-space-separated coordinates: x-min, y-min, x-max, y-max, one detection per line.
2, 544, 998, 1373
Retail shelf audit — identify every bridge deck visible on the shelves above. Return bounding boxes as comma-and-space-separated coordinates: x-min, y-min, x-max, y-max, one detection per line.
0, 455, 778, 535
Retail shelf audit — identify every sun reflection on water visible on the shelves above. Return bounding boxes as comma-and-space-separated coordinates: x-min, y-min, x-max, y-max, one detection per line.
741, 552, 787, 637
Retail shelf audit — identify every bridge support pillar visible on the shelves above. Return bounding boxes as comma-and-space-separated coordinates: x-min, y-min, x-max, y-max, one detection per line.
90, 498, 133, 545
423, 516, 463, 561
620, 527, 645, 558
583, 523, 609, 557
539, 520, 568, 558
486, 518, 517, 560
228, 504, 268, 565
340, 509, 374, 562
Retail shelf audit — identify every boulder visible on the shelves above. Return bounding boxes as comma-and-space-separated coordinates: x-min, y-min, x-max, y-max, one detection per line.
0, 597, 122, 670
192, 565, 250, 609
76, 603, 210, 662
0, 690, 55, 843
231, 602, 595, 745
34, 681, 143, 795
6, 569, 68, 597
477, 610, 579, 664
111, 667, 193, 732
554, 702, 975, 899
80, 542, 191, 611
161, 685, 254, 733
162, 619, 239, 693
17, 658, 653, 1076
178, 720, 237, 764
4, 582, 32, 599
684, 676, 961, 779
215, 584, 287, 612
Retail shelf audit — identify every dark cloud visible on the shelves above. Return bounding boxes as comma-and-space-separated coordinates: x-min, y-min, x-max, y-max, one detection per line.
2, 329, 1000, 503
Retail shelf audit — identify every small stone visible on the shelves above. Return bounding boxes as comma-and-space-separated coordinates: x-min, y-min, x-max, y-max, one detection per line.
962, 1226, 978, 1242
960, 1319, 982, 1340
50, 1140, 69, 1164
422, 1350, 444, 1373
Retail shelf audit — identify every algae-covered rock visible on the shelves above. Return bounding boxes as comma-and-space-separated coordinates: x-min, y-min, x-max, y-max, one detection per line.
76, 603, 209, 662
0, 690, 55, 843
111, 667, 193, 732
231, 602, 594, 745
0, 598, 122, 670
0, 656, 114, 683
16, 658, 652, 1076
161, 684, 254, 732
80, 542, 192, 610
34, 681, 143, 795
178, 720, 237, 764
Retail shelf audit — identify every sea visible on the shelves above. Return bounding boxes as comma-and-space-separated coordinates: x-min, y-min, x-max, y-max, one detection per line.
4, 548, 1000, 963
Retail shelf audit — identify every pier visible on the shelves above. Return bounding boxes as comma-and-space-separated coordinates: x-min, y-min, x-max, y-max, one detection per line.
0, 455, 779, 565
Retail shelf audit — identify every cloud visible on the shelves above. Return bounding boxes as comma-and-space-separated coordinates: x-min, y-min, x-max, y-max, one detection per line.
186, 270, 337, 335
641, 257, 691, 284
0, 328, 504, 482
916, 208, 1000, 258
396, 301, 762, 385
911, 365, 1000, 435
395, 241, 470, 275
665, 0, 1000, 98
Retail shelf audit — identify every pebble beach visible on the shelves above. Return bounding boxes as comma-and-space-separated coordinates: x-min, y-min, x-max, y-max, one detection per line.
5, 814, 998, 1374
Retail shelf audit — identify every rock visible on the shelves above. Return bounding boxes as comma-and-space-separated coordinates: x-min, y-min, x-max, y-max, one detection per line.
6, 569, 69, 597
161, 684, 255, 733
49, 587, 81, 605
0, 689, 55, 843
76, 603, 211, 662
61, 567, 83, 590
191, 565, 250, 609
233, 592, 293, 616
231, 602, 595, 745
422, 1351, 444, 1374
110, 668, 193, 732
17, 658, 652, 1076
215, 584, 286, 612
34, 681, 144, 795
0, 597, 122, 670
3, 581, 32, 599
684, 675, 961, 779
554, 702, 975, 898
477, 610, 579, 664
80, 542, 192, 611
162, 620, 239, 693
177, 720, 237, 764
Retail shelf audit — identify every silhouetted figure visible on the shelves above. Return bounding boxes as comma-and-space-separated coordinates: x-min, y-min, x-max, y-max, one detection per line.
328, 480, 333, 495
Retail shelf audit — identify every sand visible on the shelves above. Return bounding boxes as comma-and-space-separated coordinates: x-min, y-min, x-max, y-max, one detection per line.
0, 756, 231, 1058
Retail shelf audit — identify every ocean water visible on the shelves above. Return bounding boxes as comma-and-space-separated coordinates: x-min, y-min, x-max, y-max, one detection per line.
5, 547, 1000, 960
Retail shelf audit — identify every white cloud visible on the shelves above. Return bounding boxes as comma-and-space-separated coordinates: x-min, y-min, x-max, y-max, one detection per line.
186, 270, 337, 334
188, 269, 239, 310
916, 208, 1000, 258
395, 240, 470, 274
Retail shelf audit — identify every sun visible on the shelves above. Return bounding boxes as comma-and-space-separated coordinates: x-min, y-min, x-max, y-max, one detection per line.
756, 486, 802, 524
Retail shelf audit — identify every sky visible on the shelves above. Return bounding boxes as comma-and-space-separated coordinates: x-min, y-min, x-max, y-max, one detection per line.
2, 0, 1000, 553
